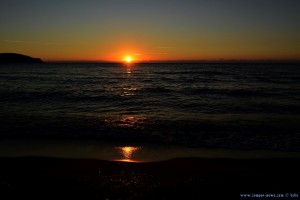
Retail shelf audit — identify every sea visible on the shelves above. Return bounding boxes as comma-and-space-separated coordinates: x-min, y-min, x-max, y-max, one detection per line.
0, 63, 299, 152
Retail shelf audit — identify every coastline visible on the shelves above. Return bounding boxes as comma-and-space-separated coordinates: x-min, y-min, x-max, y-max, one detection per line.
0, 156, 299, 199
1, 139, 300, 161
0, 139, 299, 199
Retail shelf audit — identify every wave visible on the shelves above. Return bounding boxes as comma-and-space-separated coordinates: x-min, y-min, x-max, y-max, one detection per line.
0, 63, 299, 152
153, 70, 233, 76
0, 114, 299, 151
182, 87, 281, 97
141, 86, 173, 93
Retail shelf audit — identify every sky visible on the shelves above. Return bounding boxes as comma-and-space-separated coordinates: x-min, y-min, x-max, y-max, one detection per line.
1, 0, 300, 62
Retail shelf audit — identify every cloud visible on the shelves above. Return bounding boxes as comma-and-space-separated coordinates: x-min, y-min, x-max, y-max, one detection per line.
4, 40, 54, 45
156, 46, 172, 49
4, 40, 28, 43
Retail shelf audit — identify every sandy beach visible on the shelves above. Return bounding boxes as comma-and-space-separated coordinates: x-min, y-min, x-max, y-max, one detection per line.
0, 139, 299, 199
0, 156, 299, 199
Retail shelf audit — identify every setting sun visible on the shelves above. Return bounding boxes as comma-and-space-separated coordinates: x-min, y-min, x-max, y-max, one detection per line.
124, 56, 133, 63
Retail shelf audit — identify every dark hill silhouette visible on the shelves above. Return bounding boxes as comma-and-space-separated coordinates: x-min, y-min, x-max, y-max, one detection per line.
0, 53, 43, 63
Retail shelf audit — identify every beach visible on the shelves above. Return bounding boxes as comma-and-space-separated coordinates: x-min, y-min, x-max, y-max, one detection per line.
0, 157, 299, 199
0, 139, 300, 199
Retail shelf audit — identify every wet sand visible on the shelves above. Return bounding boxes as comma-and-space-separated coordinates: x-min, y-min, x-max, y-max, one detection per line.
0, 157, 299, 199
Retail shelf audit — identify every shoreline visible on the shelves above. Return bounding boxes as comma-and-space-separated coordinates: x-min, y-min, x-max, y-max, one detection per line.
0, 156, 299, 199
1, 139, 300, 162
1, 139, 299, 198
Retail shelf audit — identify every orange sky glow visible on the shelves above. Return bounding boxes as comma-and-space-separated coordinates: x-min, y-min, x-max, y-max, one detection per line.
1, 1, 299, 62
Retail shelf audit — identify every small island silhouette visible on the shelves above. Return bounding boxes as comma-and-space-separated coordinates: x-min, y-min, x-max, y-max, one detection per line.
0, 53, 43, 63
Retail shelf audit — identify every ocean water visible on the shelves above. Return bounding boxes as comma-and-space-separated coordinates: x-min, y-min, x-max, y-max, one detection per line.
0, 63, 299, 151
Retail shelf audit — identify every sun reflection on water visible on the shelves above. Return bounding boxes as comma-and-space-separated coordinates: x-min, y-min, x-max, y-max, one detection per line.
105, 115, 148, 129
115, 146, 141, 162
126, 67, 131, 74
122, 86, 138, 96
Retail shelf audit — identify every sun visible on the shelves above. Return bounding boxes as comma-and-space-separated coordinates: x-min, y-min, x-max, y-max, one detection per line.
124, 56, 133, 63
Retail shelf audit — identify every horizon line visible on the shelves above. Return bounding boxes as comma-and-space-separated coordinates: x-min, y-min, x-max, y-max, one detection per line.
45, 59, 300, 64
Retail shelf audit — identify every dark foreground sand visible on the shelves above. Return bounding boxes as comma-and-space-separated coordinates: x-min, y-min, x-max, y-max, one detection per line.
0, 157, 299, 199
